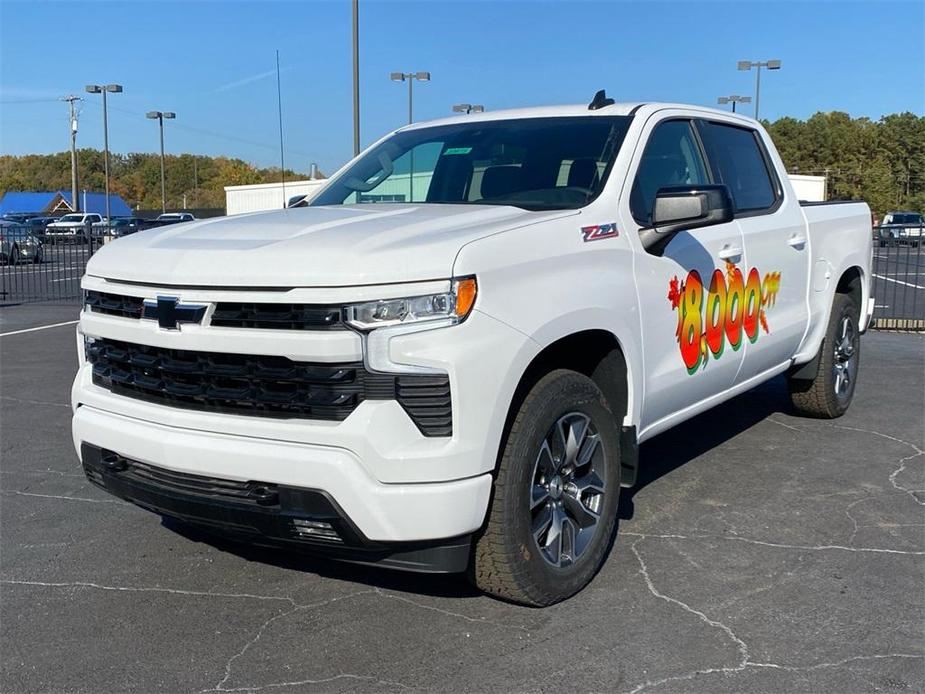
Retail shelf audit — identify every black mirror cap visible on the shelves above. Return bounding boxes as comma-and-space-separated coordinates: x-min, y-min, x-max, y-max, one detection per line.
640, 185, 734, 254
287, 194, 308, 208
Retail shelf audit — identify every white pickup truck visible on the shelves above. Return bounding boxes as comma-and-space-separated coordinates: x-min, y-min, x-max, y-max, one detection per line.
72, 94, 874, 606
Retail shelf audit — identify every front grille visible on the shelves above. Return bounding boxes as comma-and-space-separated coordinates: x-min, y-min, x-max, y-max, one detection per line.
211, 302, 345, 330
85, 290, 346, 331
85, 290, 145, 319
87, 337, 452, 435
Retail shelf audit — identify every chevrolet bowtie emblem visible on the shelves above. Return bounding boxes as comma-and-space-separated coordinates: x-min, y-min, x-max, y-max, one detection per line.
142, 296, 207, 330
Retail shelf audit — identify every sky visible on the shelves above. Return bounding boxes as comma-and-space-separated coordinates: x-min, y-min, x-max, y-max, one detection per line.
1, 0, 923, 176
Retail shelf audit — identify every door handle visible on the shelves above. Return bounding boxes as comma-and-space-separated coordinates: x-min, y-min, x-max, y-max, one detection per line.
718, 245, 743, 260
788, 235, 807, 248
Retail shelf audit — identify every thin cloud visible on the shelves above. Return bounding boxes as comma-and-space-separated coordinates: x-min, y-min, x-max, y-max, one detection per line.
214, 69, 279, 93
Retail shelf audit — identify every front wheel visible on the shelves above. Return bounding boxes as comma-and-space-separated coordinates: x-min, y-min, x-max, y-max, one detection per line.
6, 246, 19, 265
471, 370, 621, 606
788, 293, 860, 418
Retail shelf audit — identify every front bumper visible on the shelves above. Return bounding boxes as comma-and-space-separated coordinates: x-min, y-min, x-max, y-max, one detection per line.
73, 404, 492, 546
79, 443, 473, 572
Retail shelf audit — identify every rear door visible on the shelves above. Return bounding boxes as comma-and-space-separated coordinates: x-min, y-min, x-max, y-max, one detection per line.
696, 120, 810, 383
621, 115, 747, 433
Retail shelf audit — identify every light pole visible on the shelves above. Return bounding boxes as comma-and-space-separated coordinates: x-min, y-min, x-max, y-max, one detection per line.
85, 84, 123, 223
146, 111, 175, 213
390, 71, 430, 124
717, 95, 751, 113
390, 71, 430, 203
737, 59, 781, 121
452, 103, 484, 114
352, 0, 360, 156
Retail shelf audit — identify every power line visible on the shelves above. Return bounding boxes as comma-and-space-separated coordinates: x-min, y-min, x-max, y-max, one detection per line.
81, 99, 316, 160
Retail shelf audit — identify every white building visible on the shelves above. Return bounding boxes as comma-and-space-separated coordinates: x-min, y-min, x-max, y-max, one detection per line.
788, 174, 827, 202
224, 179, 328, 216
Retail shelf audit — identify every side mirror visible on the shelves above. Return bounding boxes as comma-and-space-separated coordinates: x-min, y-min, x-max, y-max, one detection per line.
287, 194, 308, 208
639, 185, 734, 253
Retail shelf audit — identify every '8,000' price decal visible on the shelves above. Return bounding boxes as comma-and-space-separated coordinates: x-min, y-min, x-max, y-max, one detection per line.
668, 261, 781, 374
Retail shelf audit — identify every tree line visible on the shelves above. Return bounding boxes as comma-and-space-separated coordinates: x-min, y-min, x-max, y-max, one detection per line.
765, 111, 924, 217
0, 150, 309, 211
1, 111, 923, 215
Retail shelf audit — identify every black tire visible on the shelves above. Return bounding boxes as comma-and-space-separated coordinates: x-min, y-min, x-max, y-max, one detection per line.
33, 249, 43, 264
471, 369, 621, 606
788, 293, 860, 418
6, 246, 18, 265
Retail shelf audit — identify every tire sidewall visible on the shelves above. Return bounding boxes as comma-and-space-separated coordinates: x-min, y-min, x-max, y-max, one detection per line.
496, 370, 621, 603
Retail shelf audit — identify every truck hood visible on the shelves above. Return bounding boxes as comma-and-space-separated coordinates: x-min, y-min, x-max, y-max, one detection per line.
86, 204, 573, 287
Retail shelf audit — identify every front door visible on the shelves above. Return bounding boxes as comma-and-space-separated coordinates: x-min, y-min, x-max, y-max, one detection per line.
620, 115, 747, 435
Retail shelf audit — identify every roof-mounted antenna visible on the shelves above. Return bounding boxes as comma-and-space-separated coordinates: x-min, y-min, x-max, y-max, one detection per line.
588, 89, 615, 111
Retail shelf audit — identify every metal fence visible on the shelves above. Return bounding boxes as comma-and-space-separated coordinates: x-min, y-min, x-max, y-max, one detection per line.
1, 225, 101, 305
871, 226, 924, 330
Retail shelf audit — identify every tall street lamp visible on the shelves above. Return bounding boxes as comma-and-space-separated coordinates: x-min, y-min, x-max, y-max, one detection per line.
390, 71, 430, 203
737, 59, 781, 121
146, 110, 176, 213
85, 84, 123, 223
452, 103, 484, 114
390, 71, 430, 124
717, 95, 751, 113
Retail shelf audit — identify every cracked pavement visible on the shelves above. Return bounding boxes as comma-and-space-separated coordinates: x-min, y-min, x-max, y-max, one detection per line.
1, 304, 923, 693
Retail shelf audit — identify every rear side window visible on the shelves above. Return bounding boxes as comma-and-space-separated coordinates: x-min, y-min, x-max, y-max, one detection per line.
699, 122, 778, 212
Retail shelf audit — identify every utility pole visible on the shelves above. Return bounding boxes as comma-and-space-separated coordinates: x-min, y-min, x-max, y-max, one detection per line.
352, 0, 360, 157
61, 96, 82, 211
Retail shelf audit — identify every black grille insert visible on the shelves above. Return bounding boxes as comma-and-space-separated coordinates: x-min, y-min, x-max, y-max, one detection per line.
87, 337, 452, 434
85, 290, 145, 319
211, 302, 345, 330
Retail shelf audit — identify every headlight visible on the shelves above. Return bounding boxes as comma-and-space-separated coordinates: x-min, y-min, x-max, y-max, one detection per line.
345, 277, 477, 330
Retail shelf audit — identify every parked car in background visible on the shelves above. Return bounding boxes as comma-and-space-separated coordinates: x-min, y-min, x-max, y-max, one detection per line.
1, 226, 44, 265
877, 211, 923, 247
1, 213, 41, 224
155, 212, 197, 224
26, 216, 60, 235
108, 217, 151, 238
45, 213, 102, 244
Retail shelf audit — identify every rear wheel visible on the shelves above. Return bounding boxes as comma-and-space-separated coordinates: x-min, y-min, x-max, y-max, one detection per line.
788, 293, 860, 418
471, 370, 621, 606
6, 246, 19, 265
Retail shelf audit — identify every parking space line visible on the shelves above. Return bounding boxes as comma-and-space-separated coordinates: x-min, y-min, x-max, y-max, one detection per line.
0, 320, 79, 337
873, 274, 925, 290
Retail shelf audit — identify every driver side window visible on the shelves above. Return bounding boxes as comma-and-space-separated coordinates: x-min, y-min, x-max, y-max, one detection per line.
630, 120, 710, 226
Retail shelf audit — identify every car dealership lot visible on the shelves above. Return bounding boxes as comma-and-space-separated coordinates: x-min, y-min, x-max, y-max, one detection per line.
0, 305, 922, 693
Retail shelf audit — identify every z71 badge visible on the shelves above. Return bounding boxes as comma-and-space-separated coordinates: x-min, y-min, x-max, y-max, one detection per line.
581, 223, 619, 242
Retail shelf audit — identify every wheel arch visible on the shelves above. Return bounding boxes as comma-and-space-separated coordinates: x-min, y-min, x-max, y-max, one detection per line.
835, 265, 864, 311
498, 328, 639, 487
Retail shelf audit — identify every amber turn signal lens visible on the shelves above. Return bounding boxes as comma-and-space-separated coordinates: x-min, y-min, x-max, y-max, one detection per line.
454, 277, 477, 318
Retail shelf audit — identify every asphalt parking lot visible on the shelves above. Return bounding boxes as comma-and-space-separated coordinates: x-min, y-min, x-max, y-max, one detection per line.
1, 303, 923, 694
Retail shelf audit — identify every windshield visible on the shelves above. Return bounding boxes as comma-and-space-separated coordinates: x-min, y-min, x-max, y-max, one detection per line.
311, 116, 633, 211
59, 214, 83, 222
158, 214, 181, 220
892, 214, 923, 225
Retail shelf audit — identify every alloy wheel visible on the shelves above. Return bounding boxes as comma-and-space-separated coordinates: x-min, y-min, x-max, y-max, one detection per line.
833, 315, 856, 398
530, 413, 606, 568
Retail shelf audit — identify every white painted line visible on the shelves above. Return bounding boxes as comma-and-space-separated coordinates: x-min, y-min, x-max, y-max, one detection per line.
0, 320, 79, 337
873, 274, 925, 290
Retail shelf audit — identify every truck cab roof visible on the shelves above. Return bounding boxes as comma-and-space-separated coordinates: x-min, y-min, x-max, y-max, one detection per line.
399, 102, 762, 132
